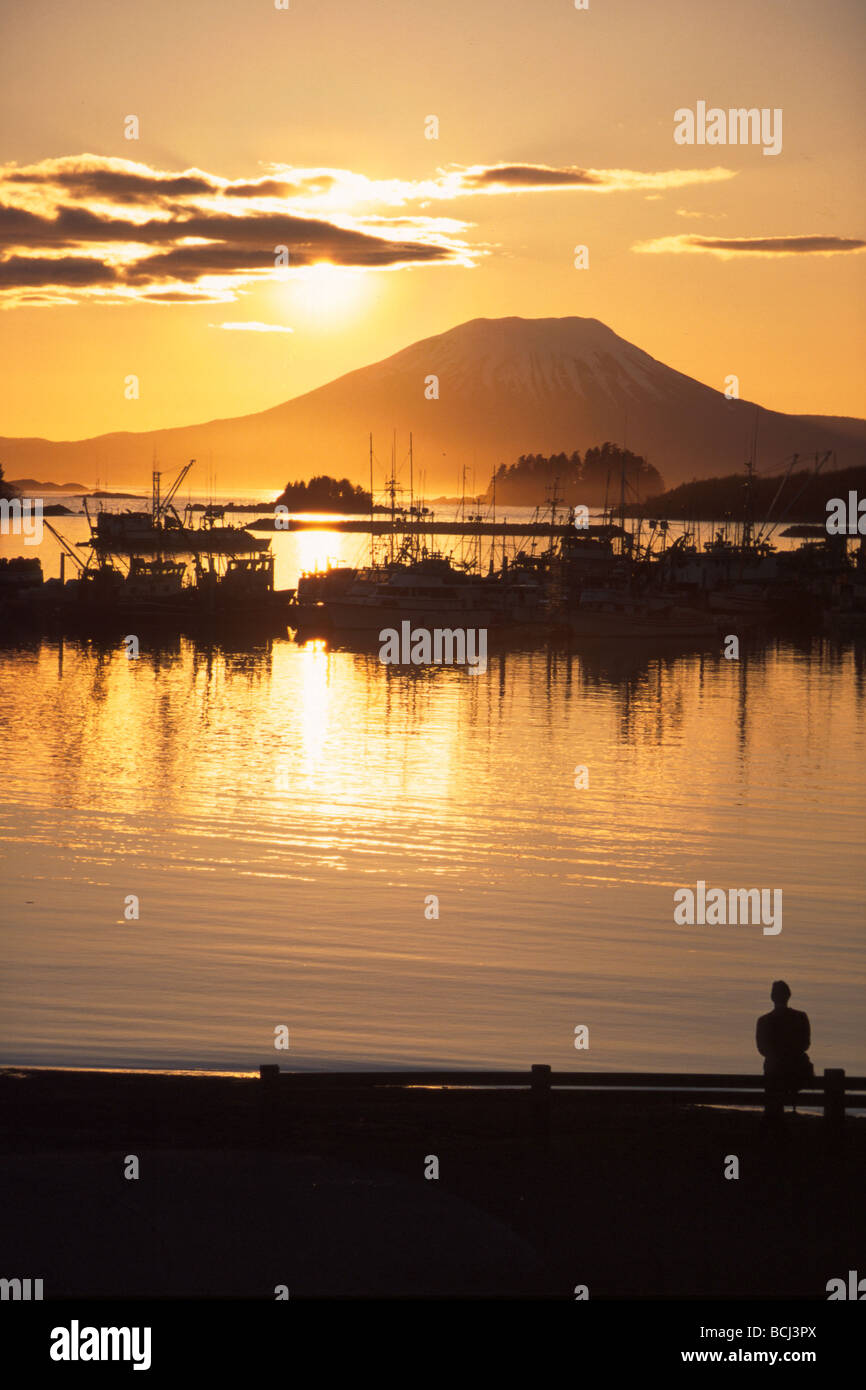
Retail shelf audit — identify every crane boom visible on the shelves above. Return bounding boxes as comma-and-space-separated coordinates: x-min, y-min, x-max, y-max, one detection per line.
160, 460, 195, 516
43, 519, 86, 571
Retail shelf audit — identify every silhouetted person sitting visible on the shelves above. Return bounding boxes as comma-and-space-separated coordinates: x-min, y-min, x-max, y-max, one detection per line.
756, 981, 813, 1121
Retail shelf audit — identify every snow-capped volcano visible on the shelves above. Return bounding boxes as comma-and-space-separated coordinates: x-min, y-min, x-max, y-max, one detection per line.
376, 317, 673, 405
1, 317, 863, 491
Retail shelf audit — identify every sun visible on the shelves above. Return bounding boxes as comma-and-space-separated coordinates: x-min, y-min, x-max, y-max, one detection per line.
292, 261, 370, 323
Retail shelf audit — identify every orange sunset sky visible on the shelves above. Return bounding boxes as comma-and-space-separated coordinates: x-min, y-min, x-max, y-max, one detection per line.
0, 0, 863, 447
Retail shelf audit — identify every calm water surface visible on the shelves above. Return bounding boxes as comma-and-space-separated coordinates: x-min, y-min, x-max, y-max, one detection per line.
1, 613, 864, 1074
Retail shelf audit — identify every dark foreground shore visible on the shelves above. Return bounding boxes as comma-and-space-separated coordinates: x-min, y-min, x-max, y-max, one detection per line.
1, 1069, 863, 1300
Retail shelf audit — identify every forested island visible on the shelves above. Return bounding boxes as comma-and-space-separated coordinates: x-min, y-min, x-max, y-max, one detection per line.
274, 475, 373, 512
483, 444, 664, 508
630, 464, 866, 522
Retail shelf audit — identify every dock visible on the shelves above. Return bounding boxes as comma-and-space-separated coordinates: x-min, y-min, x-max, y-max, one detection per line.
247, 517, 623, 537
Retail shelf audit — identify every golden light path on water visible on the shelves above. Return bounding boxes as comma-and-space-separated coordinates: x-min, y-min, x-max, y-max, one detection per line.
1, 509, 865, 1074
1, 612, 865, 1075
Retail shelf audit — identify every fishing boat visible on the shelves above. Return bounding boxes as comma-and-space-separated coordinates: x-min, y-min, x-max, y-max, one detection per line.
0, 556, 46, 625
9, 518, 291, 633
81, 461, 270, 555
0, 555, 43, 597
322, 556, 497, 632
563, 588, 719, 639
67, 555, 188, 619
707, 583, 774, 620
189, 552, 294, 623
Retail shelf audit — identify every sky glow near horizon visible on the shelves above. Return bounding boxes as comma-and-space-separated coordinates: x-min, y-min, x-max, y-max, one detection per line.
0, 0, 863, 443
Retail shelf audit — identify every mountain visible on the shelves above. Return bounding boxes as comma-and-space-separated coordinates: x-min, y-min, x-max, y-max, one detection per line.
0, 317, 863, 494
8, 478, 90, 494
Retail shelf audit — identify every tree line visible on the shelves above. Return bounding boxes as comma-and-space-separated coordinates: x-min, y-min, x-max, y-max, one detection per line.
631, 465, 866, 523
482, 444, 664, 508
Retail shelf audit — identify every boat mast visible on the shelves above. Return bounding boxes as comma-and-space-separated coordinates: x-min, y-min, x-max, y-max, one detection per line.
369, 432, 374, 568
743, 405, 760, 551
619, 450, 627, 559
409, 431, 415, 562
742, 454, 755, 552
390, 430, 397, 565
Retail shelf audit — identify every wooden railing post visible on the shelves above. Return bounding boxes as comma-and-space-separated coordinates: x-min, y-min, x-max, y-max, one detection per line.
823, 1068, 845, 1129
531, 1064, 551, 1147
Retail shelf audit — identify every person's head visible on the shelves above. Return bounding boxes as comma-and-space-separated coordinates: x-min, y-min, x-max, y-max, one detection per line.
771, 980, 791, 1006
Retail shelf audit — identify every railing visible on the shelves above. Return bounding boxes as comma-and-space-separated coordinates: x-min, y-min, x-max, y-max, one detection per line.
258, 1064, 865, 1136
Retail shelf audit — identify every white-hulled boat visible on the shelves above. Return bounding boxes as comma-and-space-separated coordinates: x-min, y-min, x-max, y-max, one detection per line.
325, 557, 496, 631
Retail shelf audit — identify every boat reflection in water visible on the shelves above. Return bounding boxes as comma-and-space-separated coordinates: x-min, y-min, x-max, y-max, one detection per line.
560, 588, 719, 639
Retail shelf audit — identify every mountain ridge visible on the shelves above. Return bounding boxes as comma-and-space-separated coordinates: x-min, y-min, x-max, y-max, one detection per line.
1, 316, 863, 492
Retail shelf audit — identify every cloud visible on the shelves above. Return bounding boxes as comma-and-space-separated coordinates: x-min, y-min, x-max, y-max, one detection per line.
0, 155, 474, 306
223, 174, 337, 199
0, 254, 119, 287
634, 233, 866, 257
454, 163, 735, 194
4, 155, 215, 197
1, 155, 335, 206
211, 321, 294, 333
143, 290, 226, 303
0, 153, 743, 306
463, 165, 607, 190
